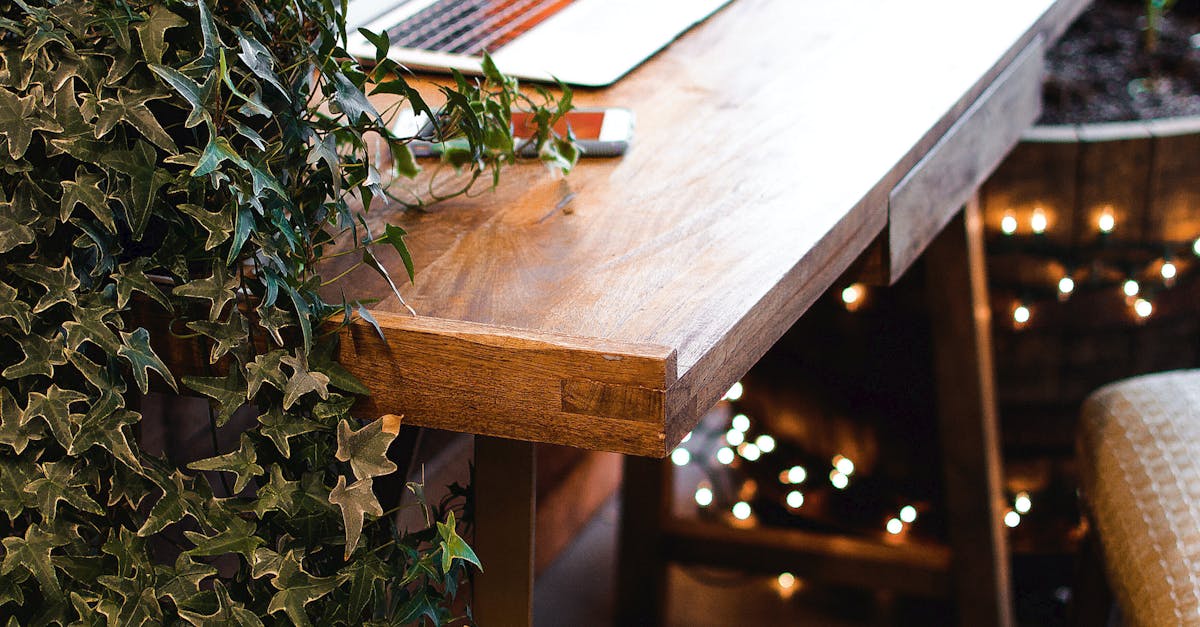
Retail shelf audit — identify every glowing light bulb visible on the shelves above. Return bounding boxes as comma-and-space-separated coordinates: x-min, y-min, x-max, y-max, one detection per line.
731, 414, 751, 433
1004, 510, 1021, 528
1135, 298, 1153, 319
725, 428, 745, 447
786, 490, 804, 509
1013, 305, 1030, 325
670, 448, 691, 466
1030, 208, 1047, 234
833, 455, 855, 476
1058, 276, 1075, 296
830, 470, 849, 490
755, 434, 776, 453
1014, 491, 1032, 514
732, 501, 752, 520
841, 284, 865, 311
899, 505, 917, 523
785, 465, 807, 484
1194, 237, 1200, 257
694, 486, 713, 507
723, 381, 744, 401
1162, 261, 1177, 281
1001, 211, 1018, 235
1123, 279, 1140, 297
778, 572, 796, 590
681, 431, 692, 443
739, 443, 761, 461
1098, 208, 1115, 233
886, 518, 903, 535
716, 447, 735, 465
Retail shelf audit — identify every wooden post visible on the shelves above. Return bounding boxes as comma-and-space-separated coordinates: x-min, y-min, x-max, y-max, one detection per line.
924, 196, 1013, 627
616, 455, 673, 626
473, 436, 537, 627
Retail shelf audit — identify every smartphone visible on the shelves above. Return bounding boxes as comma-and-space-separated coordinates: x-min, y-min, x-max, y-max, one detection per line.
394, 107, 634, 159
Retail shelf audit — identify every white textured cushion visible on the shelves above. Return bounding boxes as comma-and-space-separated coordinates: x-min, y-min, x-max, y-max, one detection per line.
1079, 370, 1200, 627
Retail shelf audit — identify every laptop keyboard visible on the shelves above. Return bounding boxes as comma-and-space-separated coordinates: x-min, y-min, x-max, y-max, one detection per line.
387, 0, 578, 55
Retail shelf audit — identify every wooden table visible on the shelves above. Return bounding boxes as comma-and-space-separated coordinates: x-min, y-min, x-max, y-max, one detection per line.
326, 0, 1090, 624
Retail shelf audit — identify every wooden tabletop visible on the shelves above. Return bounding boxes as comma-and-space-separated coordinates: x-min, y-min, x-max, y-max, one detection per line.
338, 0, 1088, 457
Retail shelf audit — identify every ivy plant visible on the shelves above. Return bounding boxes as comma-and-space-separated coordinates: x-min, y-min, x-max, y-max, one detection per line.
0, 0, 573, 624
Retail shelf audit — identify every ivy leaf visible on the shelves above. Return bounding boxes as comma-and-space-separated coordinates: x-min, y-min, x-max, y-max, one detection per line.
437, 510, 482, 575
173, 263, 238, 320
382, 224, 417, 283
251, 464, 301, 516
192, 135, 245, 177
118, 327, 178, 393
0, 387, 40, 454
63, 304, 121, 354
94, 88, 177, 153
69, 398, 142, 471
96, 574, 163, 626
245, 349, 287, 399
60, 166, 113, 230
148, 64, 216, 128
187, 434, 263, 494
250, 549, 343, 627
13, 258, 80, 313
25, 460, 105, 523
3, 331, 67, 379
138, 471, 202, 537
183, 515, 263, 561
177, 580, 263, 627
332, 73, 382, 125
334, 415, 401, 481
182, 368, 245, 427
0, 87, 60, 159
108, 140, 170, 238
357, 28, 390, 63
256, 406, 323, 459
22, 384, 87, 447
1, 524, 69, 599
186, 314, 246, 364
115, 259, 171, 310
237, 34, 288, 98
340, 552, 388, 620
178, 203, 232, 251
0, 281, 31, 333
328, 476, 382, 560
280, 351, 330, 410
155, 554, 218, 611
0, 459, 37, 521
132, 4, 187, 65
256, 303, 292, 346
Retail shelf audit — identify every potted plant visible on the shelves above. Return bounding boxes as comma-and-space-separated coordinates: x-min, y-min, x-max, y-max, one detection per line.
0, 0, 571, 623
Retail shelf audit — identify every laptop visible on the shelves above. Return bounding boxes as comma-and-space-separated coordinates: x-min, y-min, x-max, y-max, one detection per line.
344, 0, 732, 87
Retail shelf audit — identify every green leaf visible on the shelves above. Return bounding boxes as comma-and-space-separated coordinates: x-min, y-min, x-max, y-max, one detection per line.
383, 224, 416, 283
183, 515, 263, 561
22, 384, 87, 447
280, 351, 330, 410
177, 580, 263, 627
0, 458, 37, 521
173, 263, 239, 320
138, 471, 203, 537
340, 552, 388, 620
0, 281, 31, 333
251, 549, 343, 627
437, 511, 482, 575
69, 393, 142, 471
186, 314, 246, 364
192, 135, 245, 177
335, 416, 400, 481
60, 166, 113, 230
96, 573, 163, 626
118, 327, 178, 393
332, 73, 382, 125
132, 4, 187, 65
181, 368, 245, 427
257, 405, 323, 459
256, 303, 293, 346
3, 331, 67, 379
0, 87, 60, 159
0, 387, 40, 454
177, 203, 233, 252
94, 88, 177, 153
187, 434, 263, 494
358, 28, 390, 62
13, 258, 80, 313
245, 349, 287, 399
148, 64, 216, 128
251, 464, 301, 516
25, 460, 105, 523
115, 259, 171, 310
1, 524, 69, 599
63, 304, 121, 354
155, 554, 218, 610
328, 476, 383, 559
107, 140, 170, 237
236, 35, 288, 97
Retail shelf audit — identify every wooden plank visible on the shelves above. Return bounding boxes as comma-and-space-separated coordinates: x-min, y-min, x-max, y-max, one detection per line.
660, 519, 951, 598
616, 456, 672, 625
981, 126, 1080, 245
473, 436, 536, 627
1146, 116, 1200, 242
1075, 122, 1153, 245
339, 311, 677, 456
888, 38, 1045, 283
924, 199, 1013, 627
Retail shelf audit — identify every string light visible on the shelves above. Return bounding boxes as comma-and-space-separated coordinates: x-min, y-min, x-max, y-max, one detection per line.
681, 431, 692, 443
886, 518, 903, 535
725, 428, 745, 447
738, 442, 761, 461
1001, 210, 1018, 235
732, 501, 752, 520
1162, 260, 1177, 282
830, 470, 849, 490
1013, 304, 1030, 326
833, 454, 855, 476
694, 486, 713, 507
1014, 491, 1032, 514
716, 447, 735, 465
1030, 207, 1047, 234
782, 465, 807, 485
1194, 237, 1200, 257
670, 447, 691, 466
899, 505, 917, 523
777, 572, 796, 590
723, 381, 744, 401
755, 434, 776, 453
1004, 510, 1021, 528
842, 283, 865, 311
731, 414, 751, 433
1097, 207, 1115, 233
1135, 298, 1153, 319
1123, 279, 1140, 298
1058, 275, 1075, 298
786, 490, 804, 509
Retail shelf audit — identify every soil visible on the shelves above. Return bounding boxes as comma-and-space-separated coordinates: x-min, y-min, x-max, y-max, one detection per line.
1041, 0, 1200, 123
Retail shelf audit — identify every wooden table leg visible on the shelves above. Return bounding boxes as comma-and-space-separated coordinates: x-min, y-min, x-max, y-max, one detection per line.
474, 436, 537, 627
924, 196, 1013, 627
616, 455, 673, 626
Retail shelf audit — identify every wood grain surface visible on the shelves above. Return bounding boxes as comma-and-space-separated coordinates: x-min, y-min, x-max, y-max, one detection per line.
329, 0, 1087, 456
